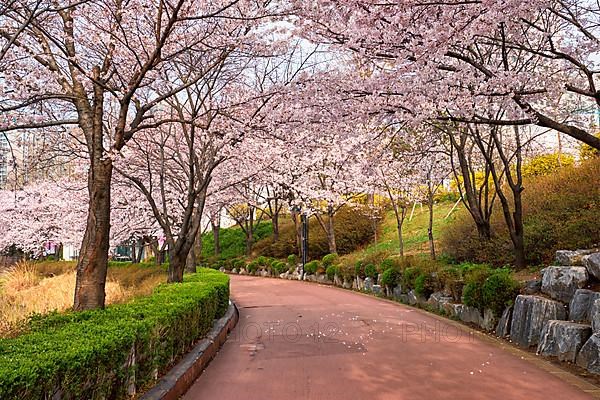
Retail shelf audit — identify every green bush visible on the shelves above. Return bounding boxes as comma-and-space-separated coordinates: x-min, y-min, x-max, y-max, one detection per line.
355, 261, 365, 278
379, 258, 396, 271
287, 254, 297, 266
402, 266, 422, 290
414, 273, 435, 298
460, 264, 519, 316
381, 268, 400, 288
0, 269, 229, 399
271, 261, 286, 275
364, 263, 377, 279
304, 260, 319, 275
326, 265, 338, 280
322, 253, 339, 268
482, 268, 521, 317
247, 261, 259, 274
461, 264, 491, 310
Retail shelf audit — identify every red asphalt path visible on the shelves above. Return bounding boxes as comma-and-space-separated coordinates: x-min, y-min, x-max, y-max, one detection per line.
183, 275, 594, 400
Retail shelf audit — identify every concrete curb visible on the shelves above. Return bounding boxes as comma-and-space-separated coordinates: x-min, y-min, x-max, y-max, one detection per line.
140, 301, 239, 400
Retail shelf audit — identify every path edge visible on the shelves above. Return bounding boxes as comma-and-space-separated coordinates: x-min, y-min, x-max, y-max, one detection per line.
140, 300, 239, 400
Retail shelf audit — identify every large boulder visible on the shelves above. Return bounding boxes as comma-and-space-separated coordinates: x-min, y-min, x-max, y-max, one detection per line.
576, 334, 600, 374
510, 295, 567, 348
342, 277, 352, 289
496, 306, 513, 338
373, 285, 383, 295
427, 291, 453, 312
455, 304, 483, 326
541, 266, 588, 304
569, 289, 600, 323
537, 320, 591, 362
481, 309, 497, 332
583, 253, 600, 280
591, 299, 600, 333
556, 249, 596, 266
407, 290, 427, 306
364, 277, 374, 292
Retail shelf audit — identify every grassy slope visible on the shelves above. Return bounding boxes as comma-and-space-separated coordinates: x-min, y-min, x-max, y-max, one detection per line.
201, 202, 461, 264
337, 201, 460, 267
200, 221, 273, 259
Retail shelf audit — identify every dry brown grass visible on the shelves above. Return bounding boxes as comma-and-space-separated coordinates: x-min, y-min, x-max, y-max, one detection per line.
0, 261, 167, 337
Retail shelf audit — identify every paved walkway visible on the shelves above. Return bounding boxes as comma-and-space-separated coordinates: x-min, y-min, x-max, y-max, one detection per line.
183, 275, 596, 400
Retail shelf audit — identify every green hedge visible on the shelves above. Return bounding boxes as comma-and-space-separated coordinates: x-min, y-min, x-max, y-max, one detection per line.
0, 268, 229, 399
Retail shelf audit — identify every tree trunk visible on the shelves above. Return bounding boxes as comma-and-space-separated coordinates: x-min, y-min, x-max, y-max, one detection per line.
246, 229, 254, 256
73, 159, 112, 311
327, 207, 337, 254
168, 250, 186, 283
427, 189, 436, 260
211, 221, 220, 257
131, 242, 137, 263
245, 206, 255, 256
135, 239, 143, 263
448, 128, 493, 241
291, 210, 302, 257
391, 202, 407, 257
272, 211, 280, 242
185, 245, 196, 273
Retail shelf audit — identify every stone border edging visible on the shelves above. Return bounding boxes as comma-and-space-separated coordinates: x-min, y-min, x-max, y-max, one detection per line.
140, 301, 239, 400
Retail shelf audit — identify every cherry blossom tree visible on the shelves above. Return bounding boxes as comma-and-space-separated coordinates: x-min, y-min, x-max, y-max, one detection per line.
0, 0, 281, 309
292, 0, 600, 151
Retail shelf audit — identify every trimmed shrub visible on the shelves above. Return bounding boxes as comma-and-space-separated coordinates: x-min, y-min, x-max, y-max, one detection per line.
304, 260, 319, 275
414, 273, 435, 298
355, 261, 366, 279
482, 268, 521, 317
381, 268, 400, 288
247, 261, 259, 274
0, 269, 229, 399
322, 253, 339, 268
287, 254, 297, 266
326, 265, 338, 280
402, 266, 422, 290
461, 264, 491, 310
460, 264, 519, 316
271, 261, 286, 275
379, 258, 396, 271
364, 263, 377, 279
